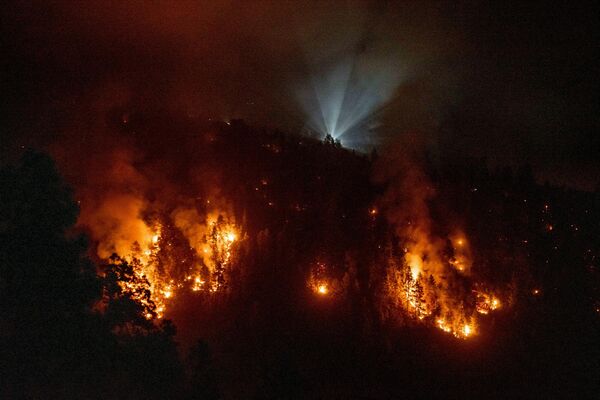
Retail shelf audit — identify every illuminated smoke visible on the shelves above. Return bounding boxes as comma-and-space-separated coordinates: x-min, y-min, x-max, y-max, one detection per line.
294, 6, 404, 150
375, 140, 503, 338
51, 99, 241, 318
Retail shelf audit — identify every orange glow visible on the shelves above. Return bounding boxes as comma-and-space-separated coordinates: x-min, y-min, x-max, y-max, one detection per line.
309, 261, 333, 297
383, 225, 500, 339
406, 252, 422, 280
103, 210, 240, 319
192, 276, 205, 291
462, 324, 472, 337
436, 319, 451, 333
476, 291, 501, 315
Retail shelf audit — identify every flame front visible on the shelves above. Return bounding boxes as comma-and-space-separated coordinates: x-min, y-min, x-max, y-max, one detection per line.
95, 208, 239, 319
385, 224, 501, 338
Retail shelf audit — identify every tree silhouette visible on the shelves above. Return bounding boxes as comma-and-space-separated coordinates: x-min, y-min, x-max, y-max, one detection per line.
100, 255, 183, 399
0, 151, 184, 399
0, 150, 103, 398
413, 276, 427, 319
102, 254, 158, 329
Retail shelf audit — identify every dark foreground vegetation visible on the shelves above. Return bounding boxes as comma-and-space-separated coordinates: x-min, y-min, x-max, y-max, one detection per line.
1, 117, 598, 399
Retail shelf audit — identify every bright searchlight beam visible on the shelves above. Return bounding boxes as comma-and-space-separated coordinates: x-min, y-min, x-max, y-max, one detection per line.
296, 44, 403, 150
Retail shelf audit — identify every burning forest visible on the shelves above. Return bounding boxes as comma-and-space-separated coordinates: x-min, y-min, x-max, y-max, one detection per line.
2, 110, 597, 399
57, 111, 510, 341
2, 1, 599, 399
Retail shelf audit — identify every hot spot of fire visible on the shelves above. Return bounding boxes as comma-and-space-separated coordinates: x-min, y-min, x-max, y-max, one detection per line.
309, 261, 334, 297
385, 228, 503, 339
475, 291, 502, 315
462, 324, 472, 337
317, 284, 328, 295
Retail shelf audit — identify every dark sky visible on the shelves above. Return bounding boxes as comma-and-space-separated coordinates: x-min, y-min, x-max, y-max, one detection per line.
2, 1, 598, 189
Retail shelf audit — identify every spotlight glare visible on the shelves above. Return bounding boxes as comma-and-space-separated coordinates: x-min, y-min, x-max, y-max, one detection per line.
296, 54, 403, 151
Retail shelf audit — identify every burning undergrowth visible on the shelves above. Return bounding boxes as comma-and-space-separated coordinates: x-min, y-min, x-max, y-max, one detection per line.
374, 136, 505, 338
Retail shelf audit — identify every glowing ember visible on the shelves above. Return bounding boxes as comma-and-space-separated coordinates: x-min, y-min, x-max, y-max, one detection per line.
192, 276, 205, 291
476, 291, 502, 315
309, 261, 333, 297
462, 324, 472, 337
163, 287, 173, 299
437, 319, 451, 333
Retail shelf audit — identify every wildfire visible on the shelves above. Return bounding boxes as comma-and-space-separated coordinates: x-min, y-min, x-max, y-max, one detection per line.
435, 318, 476, 339
450, 232, 472, 273
386, 228, 502, 339
436, 319, 452, 333
77, 151, 503, 339
476, 291, 502, 315
103, 210, 240, 320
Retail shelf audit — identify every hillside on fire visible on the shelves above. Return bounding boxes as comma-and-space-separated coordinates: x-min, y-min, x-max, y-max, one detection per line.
1, 114, 598, 399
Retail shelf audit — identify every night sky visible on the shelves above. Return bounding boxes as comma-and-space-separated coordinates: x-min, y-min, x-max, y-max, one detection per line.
2, 1, 598, 189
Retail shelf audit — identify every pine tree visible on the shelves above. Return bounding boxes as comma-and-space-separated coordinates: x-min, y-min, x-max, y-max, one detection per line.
323, 133, 335, 146
0, 151, 103, 397
413, 276, 427, 318
401, 263, 414, 310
